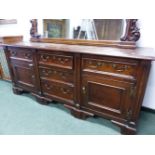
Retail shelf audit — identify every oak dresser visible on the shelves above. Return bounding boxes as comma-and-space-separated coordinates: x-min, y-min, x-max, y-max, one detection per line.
2, 41, 155, 134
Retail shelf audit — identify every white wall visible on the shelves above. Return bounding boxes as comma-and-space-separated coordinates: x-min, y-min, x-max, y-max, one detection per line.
0, 19, 155, 109
138, 19, 155, 109
0, 19, 30, 41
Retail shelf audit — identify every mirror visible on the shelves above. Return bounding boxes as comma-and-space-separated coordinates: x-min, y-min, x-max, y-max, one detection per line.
30, 19, 140, 48
40, 19, 124, 40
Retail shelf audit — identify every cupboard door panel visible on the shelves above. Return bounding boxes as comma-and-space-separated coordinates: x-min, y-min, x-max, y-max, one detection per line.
81, 75, 135, 119
11, 59, 37, 92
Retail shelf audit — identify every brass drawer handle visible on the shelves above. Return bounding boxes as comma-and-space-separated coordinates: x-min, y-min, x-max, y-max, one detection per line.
64, 58, 69, 62
11, 51, 17, 56
60, 88, 70, 94
58, 58, 65, 64
44, 84, 51, 90
59, 72, 66, 79
41, 55, 49, 61
89, 61, 103, 68
97, 62, 103, 67
24, 53, 31, 59
42, 69, 52, 76
112, 64, 128, 72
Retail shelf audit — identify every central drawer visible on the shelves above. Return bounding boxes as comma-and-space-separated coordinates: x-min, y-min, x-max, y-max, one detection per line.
41, 79, 74, 103
38, 51, 73, 69
39, 66, 74, 84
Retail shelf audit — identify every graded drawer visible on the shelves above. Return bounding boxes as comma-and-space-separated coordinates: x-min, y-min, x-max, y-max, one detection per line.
9, 48, 33, 61
39, 66, 74, 84
38, 52, 73, 69
41, 79, 74, 101
82, 56, 139, 78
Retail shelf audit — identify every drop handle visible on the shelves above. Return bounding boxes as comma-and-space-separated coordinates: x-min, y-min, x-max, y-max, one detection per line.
44, 84, 51, 90
60, 88, 69, 94
11, 51, 17, 56
43, 70, 52, 76
58, 58, 65, 64
41, 55, 49, 61
24, 53, 31, 59
112, 64, 128, 72
89, 61, 103, 68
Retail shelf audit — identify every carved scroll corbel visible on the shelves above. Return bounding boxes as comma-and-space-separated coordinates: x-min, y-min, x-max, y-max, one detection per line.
30, 19, 41, 38
121, 19, 140, 42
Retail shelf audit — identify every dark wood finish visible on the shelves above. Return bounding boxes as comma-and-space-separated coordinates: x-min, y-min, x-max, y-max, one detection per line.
30, 19, 140, 49
8, 47, 38, 93
2, 42, 155, 134
30, 19, 40, 38
0, 36, 23, 43
2, 42, 155, 60
121, 19, 140, 42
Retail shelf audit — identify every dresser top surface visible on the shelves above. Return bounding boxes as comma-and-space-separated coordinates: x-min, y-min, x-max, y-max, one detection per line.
2, 41, 155, 60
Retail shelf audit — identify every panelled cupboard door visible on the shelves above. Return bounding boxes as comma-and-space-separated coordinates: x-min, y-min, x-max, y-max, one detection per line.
81, 75, 136, 120
10, 59, 37, 92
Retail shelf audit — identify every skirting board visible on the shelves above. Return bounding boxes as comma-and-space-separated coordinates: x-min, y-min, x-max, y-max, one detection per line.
141, 107, 155, 114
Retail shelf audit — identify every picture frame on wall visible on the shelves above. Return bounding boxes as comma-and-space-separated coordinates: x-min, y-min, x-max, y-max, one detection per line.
43, 19, 67, 38
0, 19, 17, 24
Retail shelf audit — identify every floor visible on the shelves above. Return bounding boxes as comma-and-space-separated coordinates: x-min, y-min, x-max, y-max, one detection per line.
0, 80, 155, 135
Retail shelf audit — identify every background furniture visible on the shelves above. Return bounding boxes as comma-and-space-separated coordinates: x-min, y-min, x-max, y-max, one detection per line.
0, 36, 23, 80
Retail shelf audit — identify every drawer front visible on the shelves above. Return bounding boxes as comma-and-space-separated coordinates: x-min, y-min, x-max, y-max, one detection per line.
82, 56, 139, 78
9, 47, 33, 61
41, 79, 74, 102
38, 52, 73, 69
39, 66, 74, 84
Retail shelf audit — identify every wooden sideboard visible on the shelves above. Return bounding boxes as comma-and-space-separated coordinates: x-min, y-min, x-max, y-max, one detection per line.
2, 42, 155, 134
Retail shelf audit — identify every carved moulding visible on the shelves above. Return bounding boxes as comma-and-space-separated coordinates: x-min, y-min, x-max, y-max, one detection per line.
121, 19, 140, 42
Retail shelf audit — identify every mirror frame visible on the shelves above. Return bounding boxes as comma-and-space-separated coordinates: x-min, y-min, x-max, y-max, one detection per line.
30, 19, 140, 49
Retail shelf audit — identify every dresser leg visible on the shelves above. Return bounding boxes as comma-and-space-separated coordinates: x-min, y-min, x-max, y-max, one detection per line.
120, 126, 136, 135
111, 120, 136, 135
35, 97, 49, 105
64, 104, 94, 120
70, 109, 89, 120
13, 87, 24, 95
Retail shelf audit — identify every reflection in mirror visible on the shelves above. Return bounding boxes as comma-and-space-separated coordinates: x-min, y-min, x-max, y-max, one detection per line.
39, 19, 125, 41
